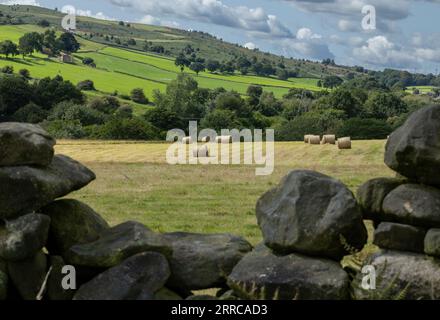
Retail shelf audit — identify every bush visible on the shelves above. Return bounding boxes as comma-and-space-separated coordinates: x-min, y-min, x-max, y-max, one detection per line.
92, 117, 158, 140
41, 120, 86, 139
0, 75, 32, 116
77, 80, 95, 91
130, 88, 149, 104
114, 105, 133, 119
87, 96, 120, 114
37, 19, 50, 27
336, 118, 392, 140
1, 66, 13, 74
144, 107, 182, 131
19, 69, 30, 79
32, 76, 84, 108
12, 103, 48, 123
200, 109, 240, 131
49, 101, 106, 126
82, 57, 95, 65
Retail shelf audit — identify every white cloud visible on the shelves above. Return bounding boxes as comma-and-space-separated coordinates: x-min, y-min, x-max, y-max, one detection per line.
281, 27, 333, 60
139, 15, 180, 28
353, 36, 419, 68
244, 42, 257, 50
108, 0, 292, 37
296, 27, 322, 40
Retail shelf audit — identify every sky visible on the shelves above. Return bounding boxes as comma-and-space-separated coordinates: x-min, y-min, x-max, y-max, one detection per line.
2, 0, 440, 74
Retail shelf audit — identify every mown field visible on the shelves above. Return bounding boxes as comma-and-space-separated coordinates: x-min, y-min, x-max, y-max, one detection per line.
0, 24, 321, 102
56, 140, 393, 245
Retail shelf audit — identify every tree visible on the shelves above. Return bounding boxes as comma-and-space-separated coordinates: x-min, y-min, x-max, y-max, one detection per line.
42, 29, 59, 55
189, 62, 205, 75
328, 88, 362, 118
57, 32, 80, 53
88, 96, 120, 114
144, 107, 182, 131
246, 85, 263, 107
201, 109, 239, 131
32, 76, 84, 109
13, 102, 48, 124
19, 69, 30, 79
364, 92, 407, 120
37, 19, 50, 27
18, 32, 42, 57
130, 88, 149, 104
77, 80, 95, 91
82, 57, 95, 65
127, 38, 136, 46
337, 118, 392, 140
175, 53, 190, 72
206, 60, 220, 73
0, 75, 32, 117
323, 75, 343, 89
0, 40, 19, 58
1, 65, 13, 74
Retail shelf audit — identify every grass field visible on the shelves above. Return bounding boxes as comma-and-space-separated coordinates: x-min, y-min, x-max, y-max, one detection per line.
406, 86, 438, 94
0, 25, 321, 101
55, 140, 392, 246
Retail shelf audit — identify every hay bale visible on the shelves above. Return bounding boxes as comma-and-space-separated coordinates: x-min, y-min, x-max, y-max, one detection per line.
322, 135, 336, 145
182, 137, 192, 144
201, 136, 211, 143
216, 136, 232, 144
304, 135, 312, 143
192, 145, 209, 158
338, 137, 352, 149
309, 135, 321, 145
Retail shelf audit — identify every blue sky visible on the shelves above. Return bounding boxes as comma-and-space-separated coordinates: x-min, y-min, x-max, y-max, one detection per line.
3, 0, 440, 74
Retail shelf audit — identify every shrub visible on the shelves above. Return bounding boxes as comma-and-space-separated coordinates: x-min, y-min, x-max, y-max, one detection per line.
37, 19, 50, 27
18, 69, 30, 79
41, 119, 86, 139
77, 80, 95, 91
49, 101, 106, 126
93, 117, 158, 140
200, 109, 240, 131
130, 88, 149, 104
1, 65, 13, 74
87, 96, 120, 114
82, 57, 95, 65
114, 105, 133, 119
12, 103, 48, 123
336, 118, 392, 140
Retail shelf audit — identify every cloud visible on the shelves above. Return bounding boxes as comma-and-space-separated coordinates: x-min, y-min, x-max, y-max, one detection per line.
244, 42, 257, 50
0, 0, 40, 5
108, 0, 292, 37
353, 36, 419, 68
281, 27, 333, 60
139, 15, 180, 28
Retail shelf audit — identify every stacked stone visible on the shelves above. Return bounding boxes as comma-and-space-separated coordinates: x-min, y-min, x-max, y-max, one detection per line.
0, 123, 252, 300
356, 104, 440, 300
227, 170, 368, 300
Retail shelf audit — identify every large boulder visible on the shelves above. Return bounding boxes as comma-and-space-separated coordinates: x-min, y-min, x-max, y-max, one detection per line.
357, 177, 404, 220
424, 229, 440, 258
373, 222, 426, 253
41, 199, 109, 255
0, 214, 51, 261
382, 184, 440, 228
227, 245, 350, 300
7, 251, 47, 300
163, 232, 252, 290
47, 256, 75, 300
385, 105, 440, 186
353, 250, 440, 300
65, 221, 172, 268
73, 252, 170, 300
0, 155, 96, 219
256, 170, 367, 260
0, 123, 55, 167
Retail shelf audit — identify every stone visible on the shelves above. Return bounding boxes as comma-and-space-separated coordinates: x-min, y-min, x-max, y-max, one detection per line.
357, 177, 404, 220
152, 288, 182, 300
41, 199, 109, 255
373, 222, 426, 253
0, 214, 51, 261
424, 229, 440, 257
65, 221, 172, 268
0, 155, 96, 219
73, 252, 170, 300
385, 105, 440, 186
163, 232, 252, 290
227, 244, 350, 300
256, 170, 367, 260
47, 256, 75, 300
7, 251, 47, 300
353, 250, 440, 300
382, 184, 440, 228
0, 122, 55, 167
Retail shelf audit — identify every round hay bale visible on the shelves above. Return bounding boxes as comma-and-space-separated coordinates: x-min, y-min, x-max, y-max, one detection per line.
193, 145, 209, 158
304, 135, 312, 143
201, 136, 211, 143
309, 135, 321, 145
338, 137, 352, 149
182, 137, 192, 144
322, 135, 336, 145
216, 136, 232, 144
